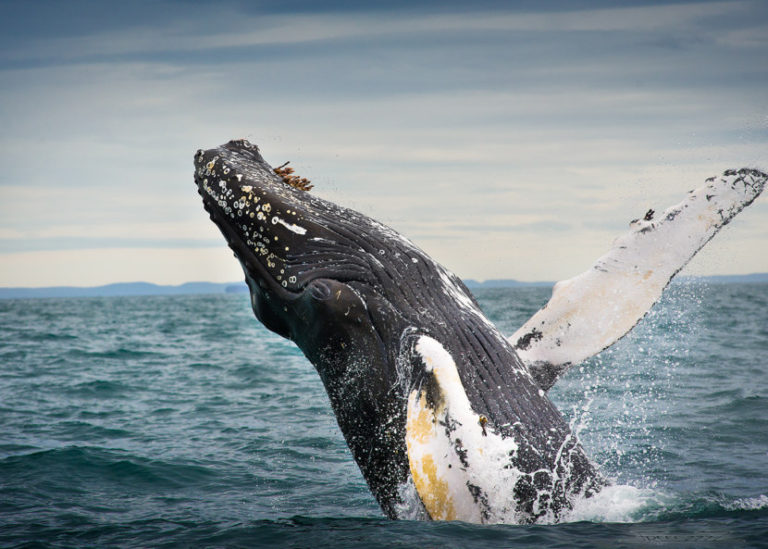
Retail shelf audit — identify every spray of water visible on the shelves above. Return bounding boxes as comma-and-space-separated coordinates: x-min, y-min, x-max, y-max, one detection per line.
544, 281, 711, 522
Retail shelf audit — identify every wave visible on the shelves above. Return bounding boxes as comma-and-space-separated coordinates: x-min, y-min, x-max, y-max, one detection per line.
3, 512, 765, 549
561, 484, 768, 524
0, 446, 217, 491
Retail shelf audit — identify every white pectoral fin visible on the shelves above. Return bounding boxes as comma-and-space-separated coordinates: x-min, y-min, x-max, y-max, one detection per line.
510, 168, 767, 390
404, 336, 522, 523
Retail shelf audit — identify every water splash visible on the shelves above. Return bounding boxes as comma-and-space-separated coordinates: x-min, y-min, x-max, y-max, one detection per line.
563, 484, 667, 523
725, 494, 768, 512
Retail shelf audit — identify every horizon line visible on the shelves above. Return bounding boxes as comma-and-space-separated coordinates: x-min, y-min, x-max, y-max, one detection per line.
3, 271, 768, 290
1, 272, 767, 293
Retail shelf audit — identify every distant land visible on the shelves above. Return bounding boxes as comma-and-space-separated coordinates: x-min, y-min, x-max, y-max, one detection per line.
0, 273, 767, 299
0, 282, 244, 300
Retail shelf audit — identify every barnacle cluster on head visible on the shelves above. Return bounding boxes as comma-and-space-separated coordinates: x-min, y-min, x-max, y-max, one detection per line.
195, 152, 304, 290
274, 162, 314, 192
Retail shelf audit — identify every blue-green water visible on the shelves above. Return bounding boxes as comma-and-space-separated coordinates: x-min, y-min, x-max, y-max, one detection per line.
1, 284, 767, 548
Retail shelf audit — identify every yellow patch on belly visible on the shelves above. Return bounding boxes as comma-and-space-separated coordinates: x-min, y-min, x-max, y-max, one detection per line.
405, 391, 456, 521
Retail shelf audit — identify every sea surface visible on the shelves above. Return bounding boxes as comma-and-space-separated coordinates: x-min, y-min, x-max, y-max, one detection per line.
1, 283, 767, 548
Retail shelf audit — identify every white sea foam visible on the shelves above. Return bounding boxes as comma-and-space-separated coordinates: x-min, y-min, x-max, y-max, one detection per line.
561, 484, 665, 523
725, 494, 768, 511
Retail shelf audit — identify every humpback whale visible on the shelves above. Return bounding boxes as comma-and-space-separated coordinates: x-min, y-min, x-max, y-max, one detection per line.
194, 139, 766, 523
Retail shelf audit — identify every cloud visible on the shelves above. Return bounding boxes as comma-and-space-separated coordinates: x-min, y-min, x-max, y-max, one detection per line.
0, 0, 766, 285
0, 247, 244, 287
2, 1, 762, 65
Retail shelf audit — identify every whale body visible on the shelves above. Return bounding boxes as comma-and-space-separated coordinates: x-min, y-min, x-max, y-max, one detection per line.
194, 139, 766, 523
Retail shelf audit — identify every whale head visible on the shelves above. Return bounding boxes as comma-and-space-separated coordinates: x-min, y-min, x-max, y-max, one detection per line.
194, 139, 416, 352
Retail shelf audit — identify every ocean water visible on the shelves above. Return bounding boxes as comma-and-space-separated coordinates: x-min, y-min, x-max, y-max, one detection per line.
1, 283, 767, 548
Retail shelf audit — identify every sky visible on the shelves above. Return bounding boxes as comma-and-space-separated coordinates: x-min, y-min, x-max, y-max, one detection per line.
0, 0, 766, 287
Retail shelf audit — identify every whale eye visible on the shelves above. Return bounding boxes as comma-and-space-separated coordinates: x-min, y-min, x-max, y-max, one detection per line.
308, 280, 332, 301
